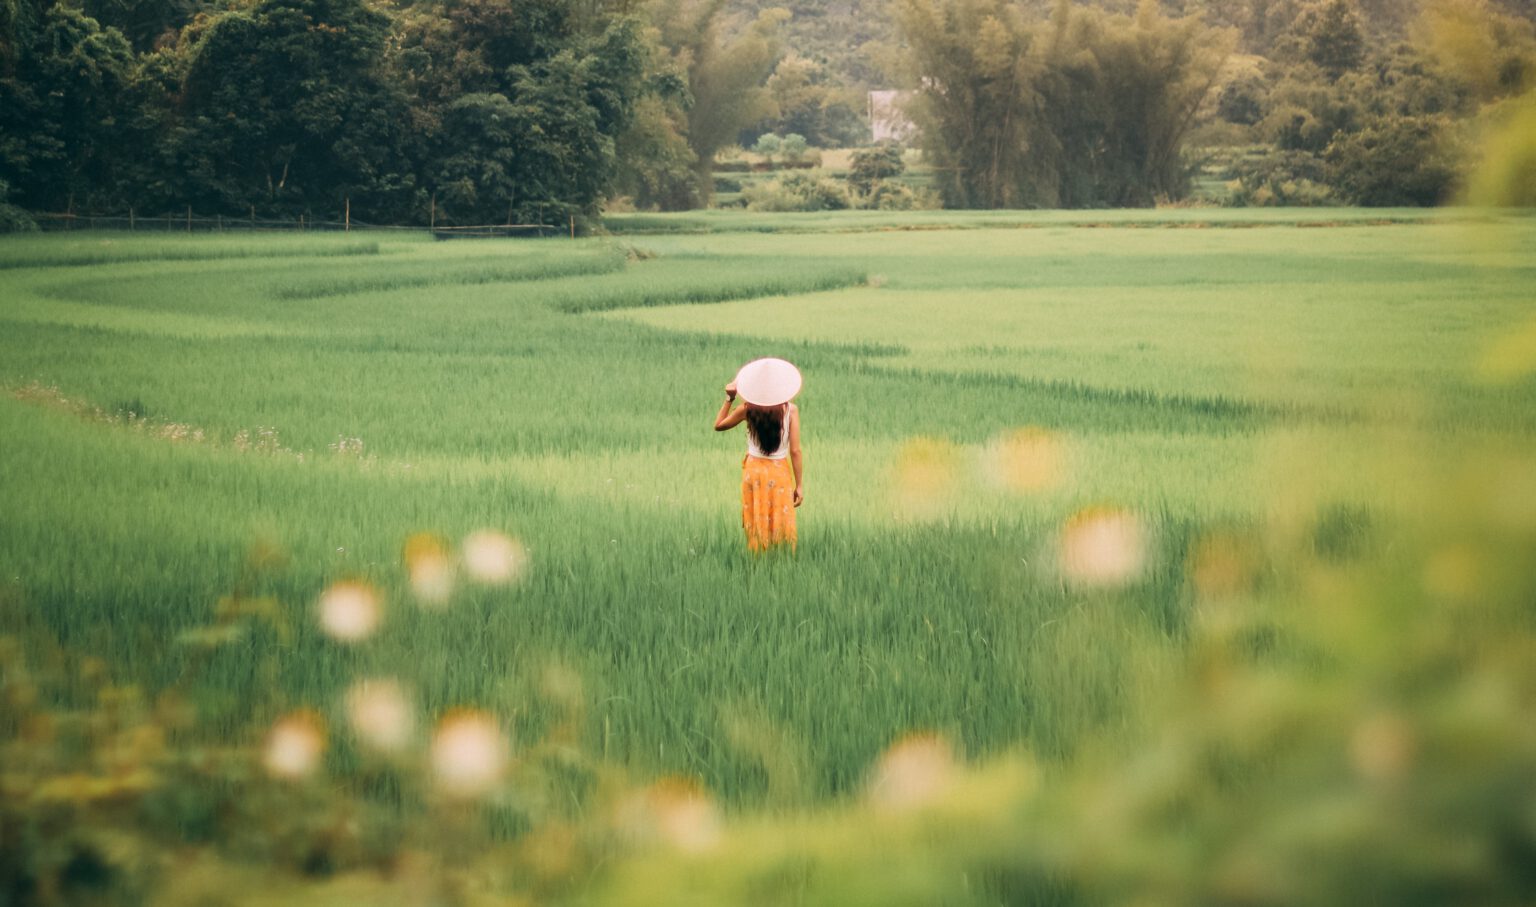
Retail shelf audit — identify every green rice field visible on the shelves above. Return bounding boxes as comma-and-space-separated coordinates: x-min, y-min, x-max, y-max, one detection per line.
3, 209, 1536, 903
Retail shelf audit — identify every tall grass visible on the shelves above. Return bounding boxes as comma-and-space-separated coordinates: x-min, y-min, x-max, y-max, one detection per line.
1, 213, 1534, 903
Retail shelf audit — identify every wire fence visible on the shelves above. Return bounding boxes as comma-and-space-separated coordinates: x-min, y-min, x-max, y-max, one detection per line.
30, 211, 566, 239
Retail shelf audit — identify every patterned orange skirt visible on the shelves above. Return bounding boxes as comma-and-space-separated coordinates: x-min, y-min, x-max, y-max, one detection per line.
741, 455, 797, 552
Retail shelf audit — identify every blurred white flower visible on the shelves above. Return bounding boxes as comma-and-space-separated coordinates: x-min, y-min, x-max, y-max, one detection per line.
317, 581, 381, 642
431, 710, 509, 798
1059, 508, 1147, 588
345, 679, 415, 753
403, 533, 455, 607
868, 733, 956, 812
264, 711, 326, 780
616, 778, 722, 853
461, 531, 529, 585
651, 780, 722, 853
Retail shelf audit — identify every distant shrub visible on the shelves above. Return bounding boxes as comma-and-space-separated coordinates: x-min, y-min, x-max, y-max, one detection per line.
863, 182, 941, 211
752, 133, 782, 165
713, 176, 743, 194
1217, 71, 1268, 126
0, 179, 36, 233
742, 172, 850, 211
1324, 114, 1464, 206
848, 143, 906, 195
1225, 150, 1340, 206
780, 133, 809, 164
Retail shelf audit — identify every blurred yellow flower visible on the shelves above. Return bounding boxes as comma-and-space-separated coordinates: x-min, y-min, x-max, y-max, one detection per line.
461, 531, 529, 585
1059, 507, 1148, 588
317, 581, 381, 642
403, 533, 455, 607
891, 437, 961, 520
345, 679, 415, 754
1476, 315, 1536, 384
867, 733, 956, 812
263, 710, 326, 780
430, 710, 509, 798
1349, 713, 1416, 784
1422, 543, 1485, 605
980, 427, 1065, 493
1187, 532, 1260, 600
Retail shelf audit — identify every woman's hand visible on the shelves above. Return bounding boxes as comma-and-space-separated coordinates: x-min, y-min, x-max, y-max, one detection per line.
724, 381, 737, 401
793, 488, 804, 507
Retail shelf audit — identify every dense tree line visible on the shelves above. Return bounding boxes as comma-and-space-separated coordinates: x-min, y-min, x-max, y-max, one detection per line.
2, 0, 1532, 221
0, 0, 788, 223
894, 0, 1535, 208
895, 0, 1231, 207
1208, 0, 1536, 206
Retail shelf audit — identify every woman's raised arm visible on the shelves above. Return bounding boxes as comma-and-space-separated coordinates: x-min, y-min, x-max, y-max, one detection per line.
714, 382, 748, 431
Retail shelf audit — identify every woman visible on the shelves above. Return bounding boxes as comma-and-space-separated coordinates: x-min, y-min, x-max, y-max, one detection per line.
714, 358, 803, 552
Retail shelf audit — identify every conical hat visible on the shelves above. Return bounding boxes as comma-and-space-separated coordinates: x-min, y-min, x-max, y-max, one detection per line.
735, 358, 802, 406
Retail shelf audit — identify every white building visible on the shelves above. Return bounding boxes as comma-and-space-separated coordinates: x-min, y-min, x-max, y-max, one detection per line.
868, 90, 918, 144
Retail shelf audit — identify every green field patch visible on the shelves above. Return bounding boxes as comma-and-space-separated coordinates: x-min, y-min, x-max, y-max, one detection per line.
549, 256, 867, 312
270, 246, 629, 299
0, 232, 384, 269
4, 220, 1536, 812
602, 206, 1488, 235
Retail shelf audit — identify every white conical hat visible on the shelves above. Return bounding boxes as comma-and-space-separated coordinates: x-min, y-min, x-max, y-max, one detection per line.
735, 358, 802, 406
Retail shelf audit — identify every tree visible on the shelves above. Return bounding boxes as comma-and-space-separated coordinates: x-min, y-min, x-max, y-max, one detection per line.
1324, 113, 1462, 205
168, 0, 421, 219
0, 5, 134, 211
649, 0, 785, 201
1296, 0, 1365, 78
1412, 0, 1536, 102
847, 142, 904, 194
893, 0, 1038, 207
895, 0, 1231, 208
752, 132, 783, 165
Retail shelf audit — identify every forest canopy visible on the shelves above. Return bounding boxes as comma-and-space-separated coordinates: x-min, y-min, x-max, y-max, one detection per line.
0, 0, 1533, 221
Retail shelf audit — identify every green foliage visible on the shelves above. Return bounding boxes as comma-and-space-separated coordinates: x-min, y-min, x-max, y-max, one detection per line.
749, 52, 866, 148
615, 93, 701, 211
1217, 69, 1269, 125
779, 132, 808, 163
1293, 0, 1366, 77
1224, 149, 1339, 206
0, 178, 35, 231
847, 142, 906, 194
742, 170, 850, 210
0, 5, 133, 211
1412, 0, 1536, 103
1464, 89, 1536, 205
895, 0, 1232, 208
751, 131, 782, 164
1324, 114, 1464, 205
650, 0, 785, 202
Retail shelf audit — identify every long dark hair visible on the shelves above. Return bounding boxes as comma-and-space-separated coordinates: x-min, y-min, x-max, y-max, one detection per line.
745, 405, 785, 454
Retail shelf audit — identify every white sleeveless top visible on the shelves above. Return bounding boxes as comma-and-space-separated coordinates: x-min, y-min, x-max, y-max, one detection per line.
746, 405, 791, 460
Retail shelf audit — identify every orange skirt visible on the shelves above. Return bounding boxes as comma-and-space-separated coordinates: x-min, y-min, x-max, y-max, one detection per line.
741, 455, 797, 552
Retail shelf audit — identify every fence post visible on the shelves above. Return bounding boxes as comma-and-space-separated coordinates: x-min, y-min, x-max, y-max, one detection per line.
300, 213, 305, 231
570, 213, 575, 240
187, 206, 192, 232
129, 208, 135, 231
251, 205, 256, 228
217, 213, 223, 232
430, 194, 436, 232
345, 197, 350, 232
